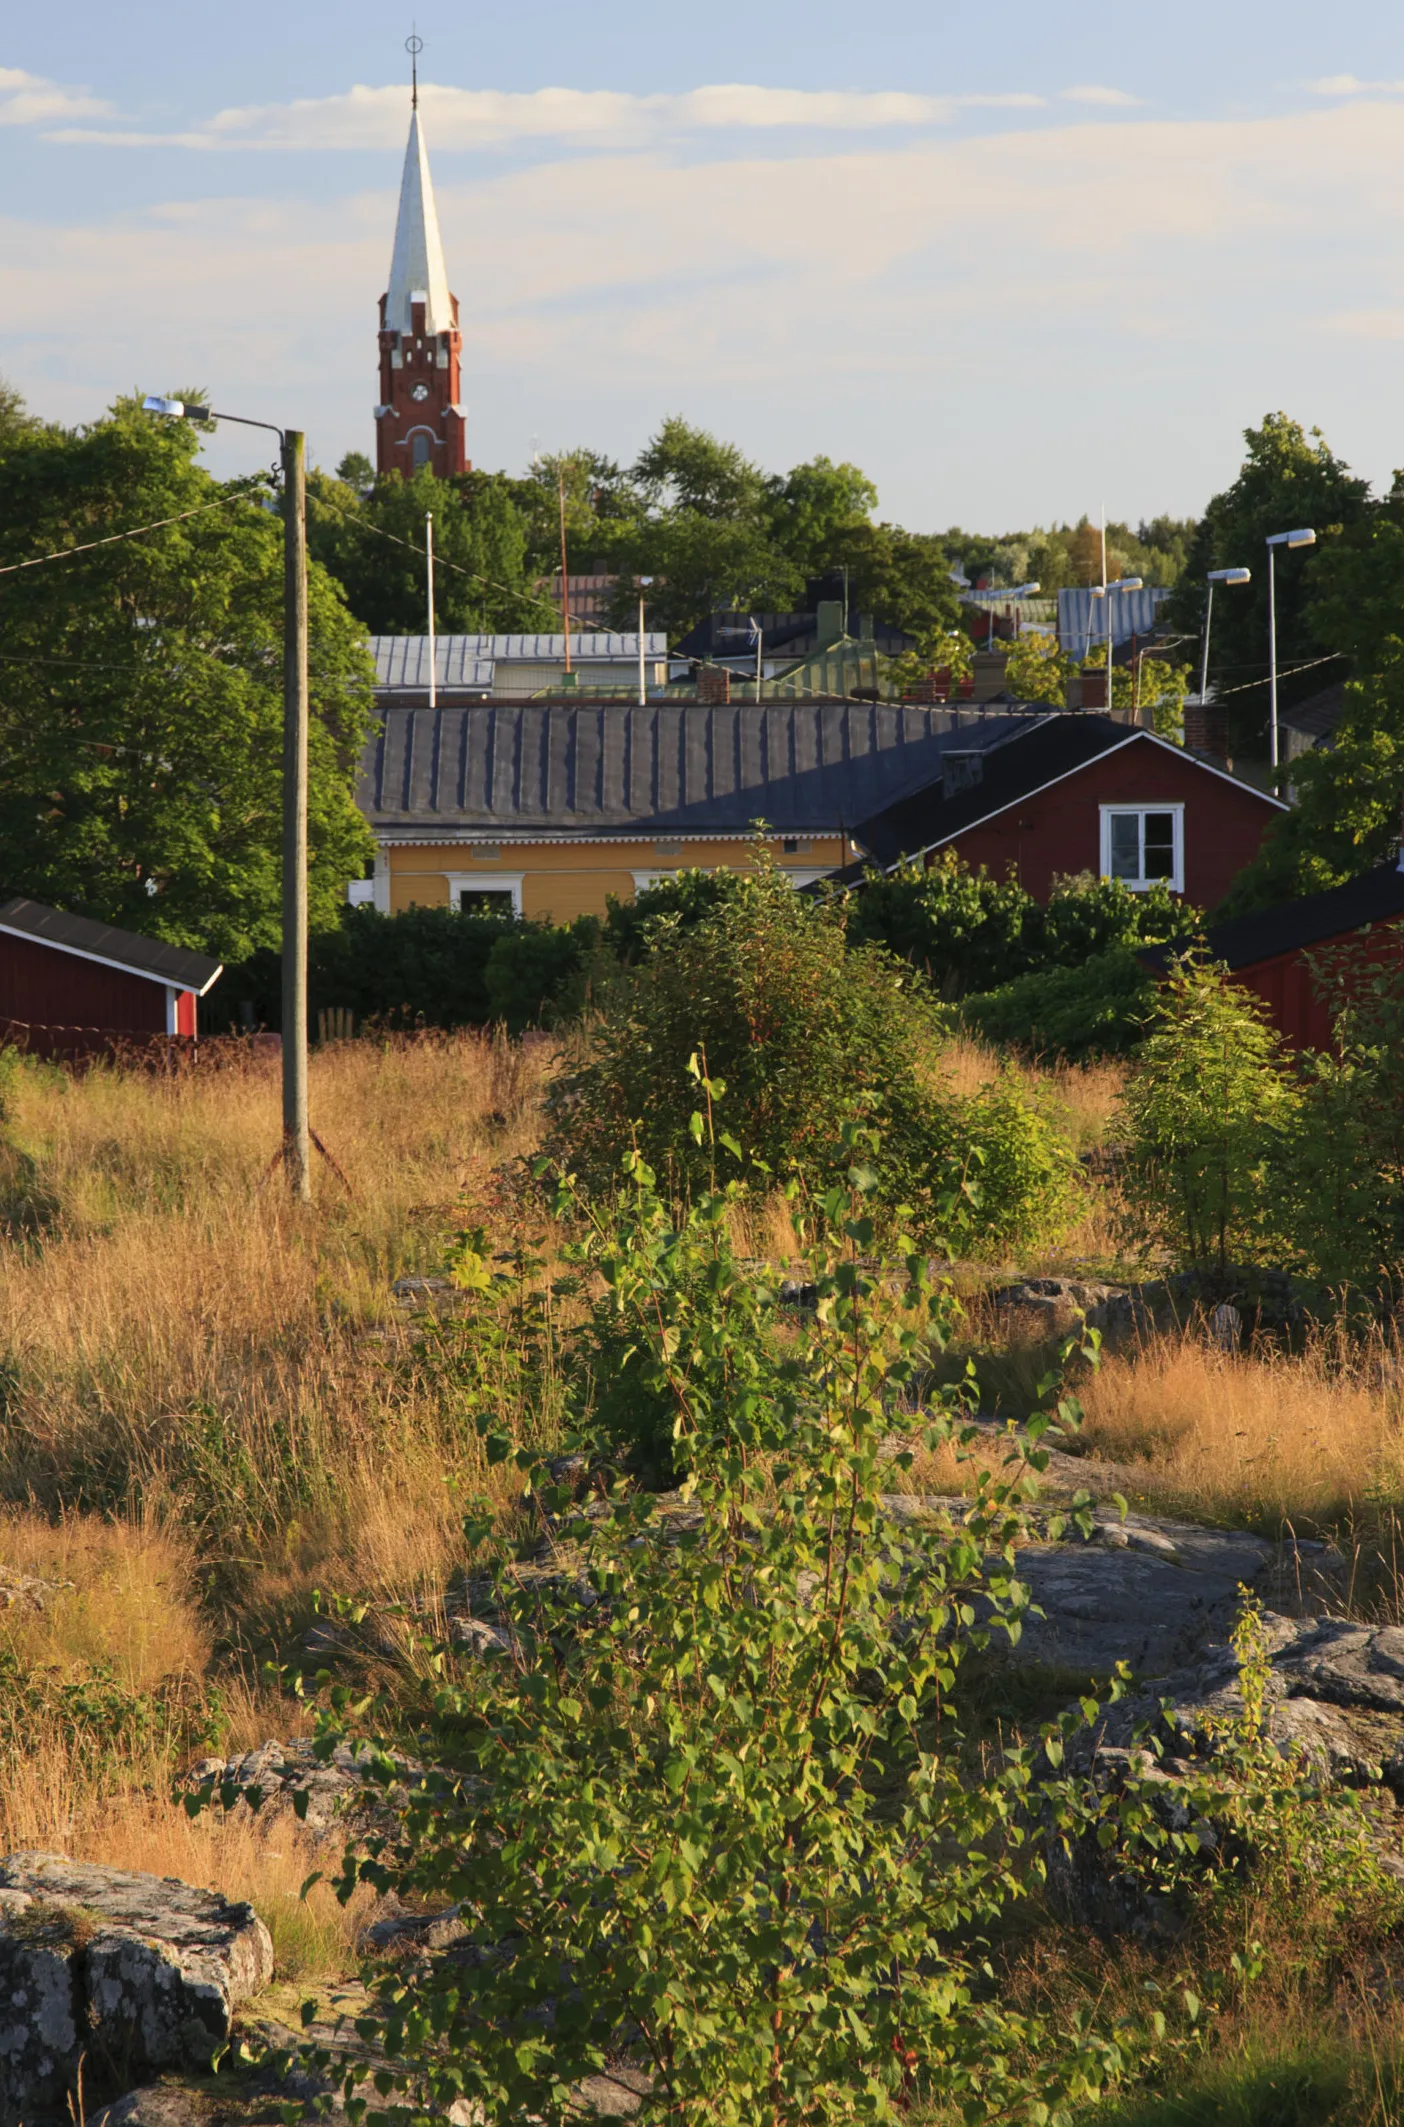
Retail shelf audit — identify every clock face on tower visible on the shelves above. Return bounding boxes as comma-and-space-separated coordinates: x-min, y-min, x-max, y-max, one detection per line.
411, 383, 430, 402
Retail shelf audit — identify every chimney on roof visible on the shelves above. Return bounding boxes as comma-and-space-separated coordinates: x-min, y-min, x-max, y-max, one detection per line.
815, 601, 845, 652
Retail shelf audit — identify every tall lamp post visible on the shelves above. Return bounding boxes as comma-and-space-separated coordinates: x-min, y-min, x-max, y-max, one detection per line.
1198, 566, 1252, 705
142, 395, 311, 1204
637, 576, 654, 707
1087, 577, 1143, 710
1266, 527, 1316, 773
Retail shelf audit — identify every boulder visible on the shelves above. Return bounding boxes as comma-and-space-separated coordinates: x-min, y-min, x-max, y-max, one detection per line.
0, 1854, 272, 2127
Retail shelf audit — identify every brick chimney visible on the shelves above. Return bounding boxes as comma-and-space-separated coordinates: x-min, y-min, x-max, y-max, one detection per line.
698, 664, 732, 705
1184, 702, 1230, 761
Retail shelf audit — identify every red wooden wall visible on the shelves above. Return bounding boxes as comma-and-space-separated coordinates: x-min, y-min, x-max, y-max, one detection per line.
1234, 923, 1404, 1052
939, 734, 1279, 908
0, 931, 169, 1034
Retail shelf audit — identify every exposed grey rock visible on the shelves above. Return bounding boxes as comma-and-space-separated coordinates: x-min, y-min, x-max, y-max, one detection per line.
186, 1737, 403, 1836
86, 2088, 221, 2127
986, 1276, 1152, 1349
0, 1854, 271, 2127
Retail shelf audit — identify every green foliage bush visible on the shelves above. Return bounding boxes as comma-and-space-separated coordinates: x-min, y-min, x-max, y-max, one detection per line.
301, 1144, 1153, 2123
220, 903, 604, 1037
1119, 959, 1300, 1282
961, 946, 1156, 1059
553, 861, 1078, 1250
845, 857, 1184, 998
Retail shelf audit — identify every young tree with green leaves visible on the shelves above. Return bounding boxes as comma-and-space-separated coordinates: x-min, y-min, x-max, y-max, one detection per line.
294, 1136, 1152, 2124
0, 396, 373, 959
1120, 958, 1300, 1283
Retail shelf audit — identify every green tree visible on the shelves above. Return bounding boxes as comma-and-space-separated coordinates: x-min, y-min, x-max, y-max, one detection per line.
1005, 632, 1073, 706
0, 396, 373, 959
835, 521, 961, 645
306, 1154, 1145, 2125
1223, 473, 1404, 909
1164, 414, 1370, 755
307, 464, 541, 634
0, 374, 42, 453
635, 414, 768, 519
763, 453, 877, 571
1120, 958, 1299, 1283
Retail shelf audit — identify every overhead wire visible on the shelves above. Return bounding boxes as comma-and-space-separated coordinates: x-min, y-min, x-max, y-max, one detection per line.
0, 480, 270, 580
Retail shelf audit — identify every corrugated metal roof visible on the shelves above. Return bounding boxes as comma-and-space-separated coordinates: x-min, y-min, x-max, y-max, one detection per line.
0, 898, 223, 994
361, 702, 1023, 837
1057, 587, 1171, 661
371, 634, 667, 688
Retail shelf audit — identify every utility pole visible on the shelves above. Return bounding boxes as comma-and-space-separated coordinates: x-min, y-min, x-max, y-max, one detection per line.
281, 428, 311, 1204
426, 510, 437, 710
557, 464, 572, 675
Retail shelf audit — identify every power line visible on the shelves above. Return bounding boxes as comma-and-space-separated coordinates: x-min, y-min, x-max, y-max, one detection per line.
0, 481, 268, 581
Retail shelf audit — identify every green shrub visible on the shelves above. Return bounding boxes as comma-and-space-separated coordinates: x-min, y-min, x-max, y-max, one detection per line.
1119, 958, 1300, 1282
843, 856, 1185, 998
961, 946, 1155, 1059
220, 902, 601, 1035
552, 858, 1077, 1250
306, 1144, 1153, 2124
601, 866, 743, 962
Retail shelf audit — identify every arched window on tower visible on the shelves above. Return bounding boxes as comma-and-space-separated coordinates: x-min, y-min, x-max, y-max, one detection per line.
412, 432, 432, 470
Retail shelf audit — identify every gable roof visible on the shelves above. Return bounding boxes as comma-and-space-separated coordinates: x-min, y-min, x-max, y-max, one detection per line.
371, 634, 668, 692
360, 701, 1030, 839
1142, 863, 1404, 976
851, 715, 1286, 871
0, 899, 223, 995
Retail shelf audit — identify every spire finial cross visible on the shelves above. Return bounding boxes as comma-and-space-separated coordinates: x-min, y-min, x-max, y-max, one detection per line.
406, 31, 423, 110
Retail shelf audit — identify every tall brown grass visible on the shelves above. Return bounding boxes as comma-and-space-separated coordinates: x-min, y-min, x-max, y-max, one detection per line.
1077, 1331, 1404, 1531
0, 1034, 552, 1598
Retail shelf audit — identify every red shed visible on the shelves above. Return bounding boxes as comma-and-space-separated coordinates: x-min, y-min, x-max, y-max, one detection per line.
1154, 864, 1404, 1051
0, 898, 223, 1058
852, 714, 1286, 909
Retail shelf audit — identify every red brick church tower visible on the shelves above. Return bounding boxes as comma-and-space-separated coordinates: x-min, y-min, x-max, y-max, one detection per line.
374, 73, 469, 479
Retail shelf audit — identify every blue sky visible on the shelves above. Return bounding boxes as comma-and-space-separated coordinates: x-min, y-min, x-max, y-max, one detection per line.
5, 1, 1404, 533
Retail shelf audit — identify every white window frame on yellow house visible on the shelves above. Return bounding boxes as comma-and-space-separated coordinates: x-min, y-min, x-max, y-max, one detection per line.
445, 871, 525, 915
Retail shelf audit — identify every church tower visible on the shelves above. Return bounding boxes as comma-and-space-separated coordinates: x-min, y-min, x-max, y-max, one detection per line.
374, 64, 468, 480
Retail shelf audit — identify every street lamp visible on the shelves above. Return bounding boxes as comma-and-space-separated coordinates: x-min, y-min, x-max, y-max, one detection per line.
142, 394, 312, 1204
1198, 566, 1252, 707
637, 576, 654, 707
1087, 577, 1143, 710
1266, 528, 1316, 772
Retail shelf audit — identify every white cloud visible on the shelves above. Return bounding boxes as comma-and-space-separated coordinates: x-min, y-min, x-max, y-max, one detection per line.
49, 79, 1047, 152
1310, 74, 1404, 97
1060, 85, 1145, 107
0, 65, 114, 127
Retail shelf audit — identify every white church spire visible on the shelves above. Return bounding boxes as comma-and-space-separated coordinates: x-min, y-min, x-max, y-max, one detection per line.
385, 102, 453, 337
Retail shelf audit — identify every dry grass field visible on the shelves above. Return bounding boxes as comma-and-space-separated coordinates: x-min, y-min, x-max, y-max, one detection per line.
7, 1029, 1404, 2104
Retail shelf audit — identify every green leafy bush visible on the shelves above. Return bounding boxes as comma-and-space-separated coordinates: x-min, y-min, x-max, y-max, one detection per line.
305, 1142, 1152, 2124
961, 946, 1156, 1059
1119, 959, 1300, 1282
844, 855, 1185, 997
553, 860, 1078, 1249
220, 902, 602, 1036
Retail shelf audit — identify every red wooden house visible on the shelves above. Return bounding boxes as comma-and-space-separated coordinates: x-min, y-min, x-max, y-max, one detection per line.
1159, 864, 1404, 1050
851, 714, 1286, 909
0, 898, 223, 1059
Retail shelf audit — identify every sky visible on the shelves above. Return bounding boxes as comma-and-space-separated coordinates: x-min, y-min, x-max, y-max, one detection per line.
6, 1, 1404, 536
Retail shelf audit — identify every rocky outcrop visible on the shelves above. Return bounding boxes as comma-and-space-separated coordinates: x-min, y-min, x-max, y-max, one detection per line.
0, 1854, 272, 2127
184, 1738, 403, 1838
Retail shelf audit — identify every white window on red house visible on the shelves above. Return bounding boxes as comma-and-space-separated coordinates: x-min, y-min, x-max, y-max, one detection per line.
1099, 804, 1185, 892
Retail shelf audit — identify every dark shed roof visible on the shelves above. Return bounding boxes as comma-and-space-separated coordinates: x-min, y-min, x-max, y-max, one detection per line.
0, 899, 223, 995
361, 701, 1030, 839
1142, 863, 1404, 976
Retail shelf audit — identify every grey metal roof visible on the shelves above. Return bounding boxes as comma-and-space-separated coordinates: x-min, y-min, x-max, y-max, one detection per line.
372, 633, 667, 689
361, 702, 1024, 838
0, 898, 223, 994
